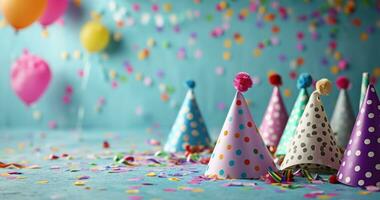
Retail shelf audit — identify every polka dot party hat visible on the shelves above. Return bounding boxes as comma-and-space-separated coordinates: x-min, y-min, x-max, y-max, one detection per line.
359, 72, 369, 109
205, 72, 276, 179
276, 73, 312, 157
280, 79, 342, 173
259, 73, 288, 149
337, 84, 380, 187
164, 80, 211, 153
330, 76, 355, 149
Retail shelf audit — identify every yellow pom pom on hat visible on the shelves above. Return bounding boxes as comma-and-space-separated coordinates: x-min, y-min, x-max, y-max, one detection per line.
316, 78, 332, 96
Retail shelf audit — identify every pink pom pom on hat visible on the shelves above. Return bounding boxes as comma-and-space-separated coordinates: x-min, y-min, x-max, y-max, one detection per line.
336, 76, 350, 90
234, 72, 253, 93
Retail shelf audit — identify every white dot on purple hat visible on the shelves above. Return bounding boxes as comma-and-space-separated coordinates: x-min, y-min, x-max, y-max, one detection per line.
368, 113, 375, 118
355, 150, 361, 156
356, 121, 362, 127
377, 182, 380, 187
364, 139, 371, 145
378, 137, 380, 143
361, 108, 365, 113
338, 173, 343, 179
342, 161, 346, 166
349, 139, 352, 145
358, 180, 365, 186
345, 177, 351, 183
354, 165, 361, 172
347, 150, 351, 156
368, 151, 375, 157
356, 131, 362, 137
376, 164, 380, 170
371, 87, 375, 92
365, 172, 372, 178
367, 100, 373, 105
368, 127, 375, 133
378, 105, 380, 110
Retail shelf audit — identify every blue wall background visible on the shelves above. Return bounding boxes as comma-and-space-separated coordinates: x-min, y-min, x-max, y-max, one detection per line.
0, 0, 379, 133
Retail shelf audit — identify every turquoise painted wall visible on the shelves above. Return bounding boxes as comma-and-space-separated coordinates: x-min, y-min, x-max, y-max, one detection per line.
0, 0, 379, 133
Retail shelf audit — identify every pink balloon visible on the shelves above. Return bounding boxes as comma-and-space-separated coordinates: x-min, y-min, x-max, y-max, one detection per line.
11, 51, 52, 106
39, 0, 68, 27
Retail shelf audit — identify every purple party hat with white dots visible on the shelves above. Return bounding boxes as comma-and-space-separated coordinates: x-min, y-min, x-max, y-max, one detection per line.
205, 72, 276, 179
337, 84, 380, 187
280, 79, 342, 173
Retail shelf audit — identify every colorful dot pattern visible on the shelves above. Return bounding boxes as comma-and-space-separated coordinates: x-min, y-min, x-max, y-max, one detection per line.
260, 87, 289, 147
280, 91, 342, 172
164, 90, 211, 152
276, 88, 309, 156
337, 85, 380, 187
330, 89, 355, 148
205, 92, 276, 179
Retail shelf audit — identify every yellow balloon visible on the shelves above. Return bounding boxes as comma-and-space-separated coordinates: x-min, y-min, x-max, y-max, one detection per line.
80, 21, 110, 53
0, 0, 47, 30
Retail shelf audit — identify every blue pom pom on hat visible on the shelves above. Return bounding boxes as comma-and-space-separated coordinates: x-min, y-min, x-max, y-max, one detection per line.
297, 73, 313, 89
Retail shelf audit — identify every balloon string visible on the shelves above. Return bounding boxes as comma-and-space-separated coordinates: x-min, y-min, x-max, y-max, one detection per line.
5, 31, 20, 128
97, 55, 109, 82
76, 54, 92, 130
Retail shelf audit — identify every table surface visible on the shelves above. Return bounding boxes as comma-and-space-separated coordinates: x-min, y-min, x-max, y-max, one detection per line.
0, 130, 379, 200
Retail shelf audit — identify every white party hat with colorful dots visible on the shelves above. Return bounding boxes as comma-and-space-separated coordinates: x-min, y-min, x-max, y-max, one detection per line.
205, 72, 276, 179
164, 80, 211, 153
337, 84, 380, 187
280, 79, 342, 173
260, 73, 288, 150
330, 76, 355, 149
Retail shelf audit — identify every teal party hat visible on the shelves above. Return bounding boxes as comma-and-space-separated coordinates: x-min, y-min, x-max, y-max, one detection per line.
275, 73, 312, 157
164, 80, 212, 153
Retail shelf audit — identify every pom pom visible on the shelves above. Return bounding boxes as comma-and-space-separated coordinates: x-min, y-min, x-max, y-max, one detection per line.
329, 175, 338, 184
297, 73, 312, 89
336, 76, 350, 90
234, 72, 253, 93
316, 78, 332, 96
268, 73, 282, 86
186, 80, 195, 89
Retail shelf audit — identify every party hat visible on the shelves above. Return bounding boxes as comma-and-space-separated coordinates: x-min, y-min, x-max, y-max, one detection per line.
260, 73, 288, 149
337, 84, 380, 187
280, 79, 342, 173
276, 73, 312, 157
164, 80, 211, 153
330, 76, 355, 149
359, 72, 369, 109
205, 72, 276, 179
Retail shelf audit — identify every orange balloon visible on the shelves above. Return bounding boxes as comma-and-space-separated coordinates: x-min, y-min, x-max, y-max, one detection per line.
1, 0, 47, 30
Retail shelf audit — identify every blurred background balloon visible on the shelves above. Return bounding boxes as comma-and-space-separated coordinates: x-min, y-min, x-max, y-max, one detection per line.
80, 20, 110, 53
10, 51, 52, 106
39, 0, 68, 28
0, 0, 47, 30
